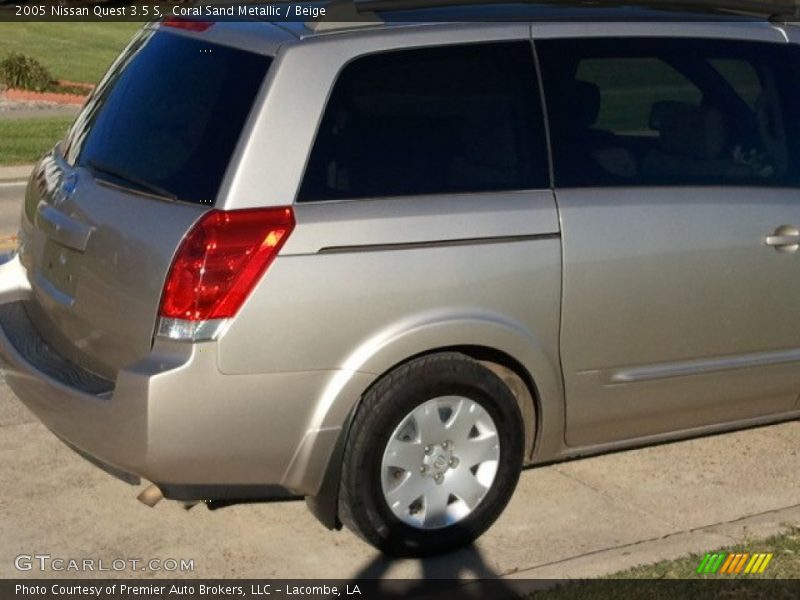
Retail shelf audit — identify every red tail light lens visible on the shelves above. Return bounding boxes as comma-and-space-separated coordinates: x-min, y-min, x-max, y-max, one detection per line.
160, 207, 295, 322
163, 17, 214, 32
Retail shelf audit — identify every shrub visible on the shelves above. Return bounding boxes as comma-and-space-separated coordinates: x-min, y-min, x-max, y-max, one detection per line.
0, 53, 54, 92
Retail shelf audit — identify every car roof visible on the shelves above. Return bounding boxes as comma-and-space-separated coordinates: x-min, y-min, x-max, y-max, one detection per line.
268, 0, 796, 39
358, 0, 799, 20
378, 3, 767, 23
172, 1, 796, 54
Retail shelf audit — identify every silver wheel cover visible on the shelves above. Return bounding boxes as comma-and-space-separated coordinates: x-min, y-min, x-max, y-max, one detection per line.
380, 396, 500, 530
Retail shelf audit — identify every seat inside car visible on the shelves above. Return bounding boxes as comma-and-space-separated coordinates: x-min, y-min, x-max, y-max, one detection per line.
555, 78, 639, 181
641, 101, 753, 180
569, 80, 618, 149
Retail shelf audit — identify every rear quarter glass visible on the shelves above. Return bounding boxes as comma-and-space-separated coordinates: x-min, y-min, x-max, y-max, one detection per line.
62, 29, 271, 206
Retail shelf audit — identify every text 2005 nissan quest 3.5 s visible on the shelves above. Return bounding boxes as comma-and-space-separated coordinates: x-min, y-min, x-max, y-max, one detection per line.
2, 0, 800, 555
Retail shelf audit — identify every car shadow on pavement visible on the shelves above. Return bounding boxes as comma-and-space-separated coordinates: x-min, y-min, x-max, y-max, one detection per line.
348, 544, 519, 599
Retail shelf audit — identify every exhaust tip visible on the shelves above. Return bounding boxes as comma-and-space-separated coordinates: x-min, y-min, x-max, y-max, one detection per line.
137, 483, 164, 507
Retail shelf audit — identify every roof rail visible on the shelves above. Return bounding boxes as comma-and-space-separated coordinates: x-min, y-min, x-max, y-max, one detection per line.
306, 0, 383, 33
354, 0, 799, 18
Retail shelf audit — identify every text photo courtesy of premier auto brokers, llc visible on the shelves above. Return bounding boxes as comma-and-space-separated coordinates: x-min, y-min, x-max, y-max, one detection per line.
2, 0, 800, 599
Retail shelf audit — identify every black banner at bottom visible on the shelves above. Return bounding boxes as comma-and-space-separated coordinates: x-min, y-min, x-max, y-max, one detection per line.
5, 579, 800, 600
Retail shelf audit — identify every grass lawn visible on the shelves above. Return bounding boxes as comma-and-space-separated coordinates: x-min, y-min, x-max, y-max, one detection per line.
606, 530, 799, 580
533, 528, 800, 600
0, 117, 73, 165
0, 23, 140, 84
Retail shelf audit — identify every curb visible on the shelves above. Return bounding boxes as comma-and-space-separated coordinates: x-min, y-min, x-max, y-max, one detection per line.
0, 164, 34, 183
3, 82, 91, 106
4, 88, 87, 106
503, 504, 800, 580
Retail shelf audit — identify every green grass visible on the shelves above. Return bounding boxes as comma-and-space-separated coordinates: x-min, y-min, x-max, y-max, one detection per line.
608, 531, 799, 580
0, 23, 140, 84
531, 528, 800, 600
0, 117, 73, 165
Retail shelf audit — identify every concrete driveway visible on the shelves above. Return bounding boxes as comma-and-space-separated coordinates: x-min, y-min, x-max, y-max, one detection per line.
0, 180, 798, 581
3, 386, 800, 580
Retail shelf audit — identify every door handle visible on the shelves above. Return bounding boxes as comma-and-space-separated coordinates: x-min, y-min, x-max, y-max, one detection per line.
766, 225, 800, 253
766, 235, 800, 245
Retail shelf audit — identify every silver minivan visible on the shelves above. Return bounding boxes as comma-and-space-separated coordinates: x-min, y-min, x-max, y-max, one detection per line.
2, 0, 800, 556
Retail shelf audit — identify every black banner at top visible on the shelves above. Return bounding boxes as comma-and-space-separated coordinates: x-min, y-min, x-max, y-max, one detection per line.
2, 2, 331, 23
0, 0, 798, 23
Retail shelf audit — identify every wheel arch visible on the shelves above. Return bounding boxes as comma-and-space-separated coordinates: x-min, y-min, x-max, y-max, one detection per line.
302, 319, 563, 529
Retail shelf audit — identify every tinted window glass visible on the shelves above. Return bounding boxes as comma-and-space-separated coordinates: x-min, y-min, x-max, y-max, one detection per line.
65, 30, 270, 205
538, 38, 800, 188
710, 59, 762, 108
576, 58, 701, 135
298, 42, 549, 202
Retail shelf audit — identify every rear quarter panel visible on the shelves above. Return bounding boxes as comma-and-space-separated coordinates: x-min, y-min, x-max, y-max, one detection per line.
217, 192, 564, 460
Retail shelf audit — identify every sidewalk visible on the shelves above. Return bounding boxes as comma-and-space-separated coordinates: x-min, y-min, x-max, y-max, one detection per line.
0, 164, 34, 183
0, 105, 81, 121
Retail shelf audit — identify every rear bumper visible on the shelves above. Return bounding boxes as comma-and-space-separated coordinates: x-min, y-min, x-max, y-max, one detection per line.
0, 255, 366, 499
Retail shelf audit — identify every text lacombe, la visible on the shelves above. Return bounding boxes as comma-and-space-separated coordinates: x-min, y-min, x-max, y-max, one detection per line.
252, 584, 361, 596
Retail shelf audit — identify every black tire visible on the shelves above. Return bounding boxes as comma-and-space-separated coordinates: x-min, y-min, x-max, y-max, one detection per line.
339, 352, 525, 556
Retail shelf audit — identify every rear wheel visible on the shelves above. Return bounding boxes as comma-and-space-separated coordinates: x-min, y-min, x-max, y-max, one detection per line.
339, 352, 525, 556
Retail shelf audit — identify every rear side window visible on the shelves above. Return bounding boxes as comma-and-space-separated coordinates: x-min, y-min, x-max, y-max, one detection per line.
538, 38, 800, 188
298, 42, 549, 202
64, 29, 270, 205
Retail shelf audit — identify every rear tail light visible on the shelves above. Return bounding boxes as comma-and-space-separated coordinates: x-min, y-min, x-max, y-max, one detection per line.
158, 207, 294, 340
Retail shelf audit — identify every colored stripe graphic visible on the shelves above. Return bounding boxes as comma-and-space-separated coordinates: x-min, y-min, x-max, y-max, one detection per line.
731, 554, 749, 574
720, 553, 736, 574
743, 553, 773, 574
697, 552, 773, 575
697, 553, 726, 574
757, 554, 773, 574
745, 554, 763, 574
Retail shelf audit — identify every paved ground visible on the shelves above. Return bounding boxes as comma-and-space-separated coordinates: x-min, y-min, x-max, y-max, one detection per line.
0, 181, 25, 250
3, 386, 800, 581
0, 97, 80, 120
0, 186, 798, 581
0, 165, 33, 182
